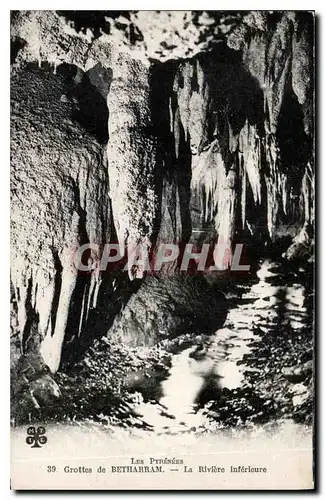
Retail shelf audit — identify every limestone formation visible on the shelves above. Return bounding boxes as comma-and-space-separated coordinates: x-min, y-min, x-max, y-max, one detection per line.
10, 11, 314, 381
11, 63, 110, 372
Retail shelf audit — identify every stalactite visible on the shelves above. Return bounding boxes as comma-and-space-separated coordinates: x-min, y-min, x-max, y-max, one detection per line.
191, 140, 218, 223
40, 250, 78, 373
292, 16, 314, 136
93, 279, 101, 309
239, 120, 262, 207
190, 139, 237, 264
284, 160, 314, 260
10, 266, 32, 346
171, 13, 313, 259
239, 12, 314, 244
285, 197, 313, 263
86, 272, 98, 321
78, 284, 88, 338
175, 59, 210, 154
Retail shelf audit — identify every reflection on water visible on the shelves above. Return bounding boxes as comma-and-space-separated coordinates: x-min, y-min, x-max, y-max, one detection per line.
136, 259, 313, 430
160, 347, 207, 417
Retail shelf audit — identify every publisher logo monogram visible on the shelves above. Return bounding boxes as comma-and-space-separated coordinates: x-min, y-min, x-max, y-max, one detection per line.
26, 426, 47, 448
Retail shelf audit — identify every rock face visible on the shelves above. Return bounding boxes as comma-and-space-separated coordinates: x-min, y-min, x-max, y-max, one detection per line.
10, 10, 314, 378
11, 63, 110, 372
106, 54, 161, 277
110, 275, 228, 347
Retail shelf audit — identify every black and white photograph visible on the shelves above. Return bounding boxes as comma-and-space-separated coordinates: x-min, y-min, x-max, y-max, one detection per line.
10, 9, 315, 490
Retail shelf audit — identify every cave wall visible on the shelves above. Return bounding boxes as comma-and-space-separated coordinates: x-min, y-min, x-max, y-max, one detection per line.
10, 10, 314, 374
169, 12, 314, 258
11, 63, 110, 372
106, 53, 162, 278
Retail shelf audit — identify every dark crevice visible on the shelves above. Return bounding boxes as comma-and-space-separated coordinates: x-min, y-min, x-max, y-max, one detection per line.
22, 277, 38, 352
10, 37, 26, 64
176, 128, 192, 243
72, 64, 111, 144
50, 251, 63, 337
276, 82, 311, 187
60, 179, 90, 366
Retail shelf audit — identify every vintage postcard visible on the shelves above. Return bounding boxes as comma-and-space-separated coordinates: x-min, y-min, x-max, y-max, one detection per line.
10, 10, 315, 490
